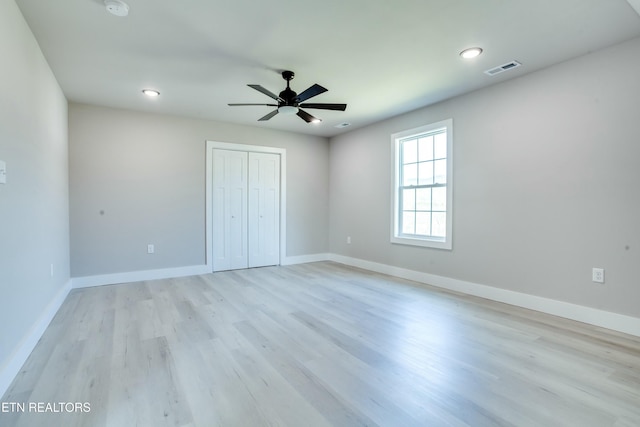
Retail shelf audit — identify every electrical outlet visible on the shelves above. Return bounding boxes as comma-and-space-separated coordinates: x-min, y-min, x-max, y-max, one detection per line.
592, 268, 604, 283
347, 236, 351, 244
0, 160, 6, 184
147, 244, 155, 254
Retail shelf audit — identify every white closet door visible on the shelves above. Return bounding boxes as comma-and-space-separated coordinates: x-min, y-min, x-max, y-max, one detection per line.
212, 149, 248, 271
248, 152, 280, 268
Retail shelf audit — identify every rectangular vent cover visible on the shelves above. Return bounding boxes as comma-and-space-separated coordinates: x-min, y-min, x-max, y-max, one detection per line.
484, 60, 522, 76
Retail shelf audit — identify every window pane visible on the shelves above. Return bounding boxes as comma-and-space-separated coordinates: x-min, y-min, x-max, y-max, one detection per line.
418, 161, 433, 185
434, 159, 447, 184
402, 188, 415, 210
418, 136, 433, 161
416, 188, 431, 211
402, 139, 417, 164
432, 187, 446, 211
432, 212, 446, 237
403, 163, 417, 186
402, 212, 415, 234
416, 212, 431, 236
434, 132, 447, 159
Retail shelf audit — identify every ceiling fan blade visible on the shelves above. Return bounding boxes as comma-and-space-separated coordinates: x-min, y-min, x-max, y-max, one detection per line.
258, 110, 279, 121
248, 84, 283, 101
297, 109, 321, 123
295, 84, 328, 103
299, 103, 347, 111
228, 103, 278, 106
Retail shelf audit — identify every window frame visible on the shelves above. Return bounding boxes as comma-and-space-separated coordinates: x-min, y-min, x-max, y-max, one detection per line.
390, 119, 453, 250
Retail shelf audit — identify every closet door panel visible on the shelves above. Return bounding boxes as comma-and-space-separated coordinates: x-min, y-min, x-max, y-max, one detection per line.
212, 149, 248, 271
248, 152, 280, 268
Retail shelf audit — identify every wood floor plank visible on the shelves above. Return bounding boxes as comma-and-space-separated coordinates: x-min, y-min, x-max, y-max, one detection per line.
2, 261, 639, 426
233, 319, 372, 427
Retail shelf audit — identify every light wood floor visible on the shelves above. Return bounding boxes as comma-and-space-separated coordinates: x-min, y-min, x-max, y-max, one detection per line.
2, 262, 640, 426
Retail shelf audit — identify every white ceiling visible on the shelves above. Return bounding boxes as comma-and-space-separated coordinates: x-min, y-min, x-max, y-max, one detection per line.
15, 0, 640, 137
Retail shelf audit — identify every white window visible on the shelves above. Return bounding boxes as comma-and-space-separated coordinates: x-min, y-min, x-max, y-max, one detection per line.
391, 119, 453, 249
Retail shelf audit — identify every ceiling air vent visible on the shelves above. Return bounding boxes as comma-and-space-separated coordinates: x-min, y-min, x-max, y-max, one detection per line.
484, 61, 522, 76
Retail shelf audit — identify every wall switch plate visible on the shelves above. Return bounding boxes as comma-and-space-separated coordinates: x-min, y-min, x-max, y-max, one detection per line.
592, 268, 605, 283
147, 244, 155, 254
347, 236, 351, 244
0, 160, 6, 184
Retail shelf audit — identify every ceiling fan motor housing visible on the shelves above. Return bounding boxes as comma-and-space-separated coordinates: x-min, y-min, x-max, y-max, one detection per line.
279, 89, 297, 106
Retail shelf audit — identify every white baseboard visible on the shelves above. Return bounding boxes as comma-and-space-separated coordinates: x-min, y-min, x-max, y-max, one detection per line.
282, 253, 330, 266
71, 257, 334, 289
71, 264, 211, 288
328, 254, 640, 338
0, 280, 72, 399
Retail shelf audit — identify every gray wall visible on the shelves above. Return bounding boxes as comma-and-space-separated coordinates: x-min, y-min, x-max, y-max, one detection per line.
329, 36, 640, 318
0, 0, 69, 373
69, 104, 329, 277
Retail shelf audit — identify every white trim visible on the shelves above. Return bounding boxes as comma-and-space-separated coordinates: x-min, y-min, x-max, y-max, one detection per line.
205, 141, 287, 272
328, 254, 640, 338
0, 280, 72, 398
71, 265, 209, 289
282, 253, 330, 265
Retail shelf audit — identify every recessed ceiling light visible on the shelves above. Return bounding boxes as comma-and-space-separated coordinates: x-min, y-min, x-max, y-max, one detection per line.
460, 47, 483, 59
104, 0, 129, 17
311, 118, 322, 124
142, 89, 160, 97
335, 122, 351, 128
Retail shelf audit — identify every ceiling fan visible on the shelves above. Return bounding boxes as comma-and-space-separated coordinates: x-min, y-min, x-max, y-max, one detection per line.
228, 70, 347, 123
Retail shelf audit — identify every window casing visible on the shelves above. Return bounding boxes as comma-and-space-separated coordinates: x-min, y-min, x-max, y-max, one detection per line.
391, 119, 453, 249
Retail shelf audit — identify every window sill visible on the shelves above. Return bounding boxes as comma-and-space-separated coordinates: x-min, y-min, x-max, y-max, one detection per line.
391, 235, 452, 250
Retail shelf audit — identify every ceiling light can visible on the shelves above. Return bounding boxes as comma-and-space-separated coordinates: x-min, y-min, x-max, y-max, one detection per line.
460, 47, 483, 59
142, 89, 160, 97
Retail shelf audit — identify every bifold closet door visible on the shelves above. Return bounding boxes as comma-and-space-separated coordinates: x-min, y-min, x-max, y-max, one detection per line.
212, 149, 248, 271
212, 149, 280, 272
248, 152, 280, 268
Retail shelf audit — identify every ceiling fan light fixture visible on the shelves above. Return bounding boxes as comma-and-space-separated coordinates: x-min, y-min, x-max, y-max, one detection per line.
460, 47, 483, 59
278, 105, 298, 115
104, 0, 129, 17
